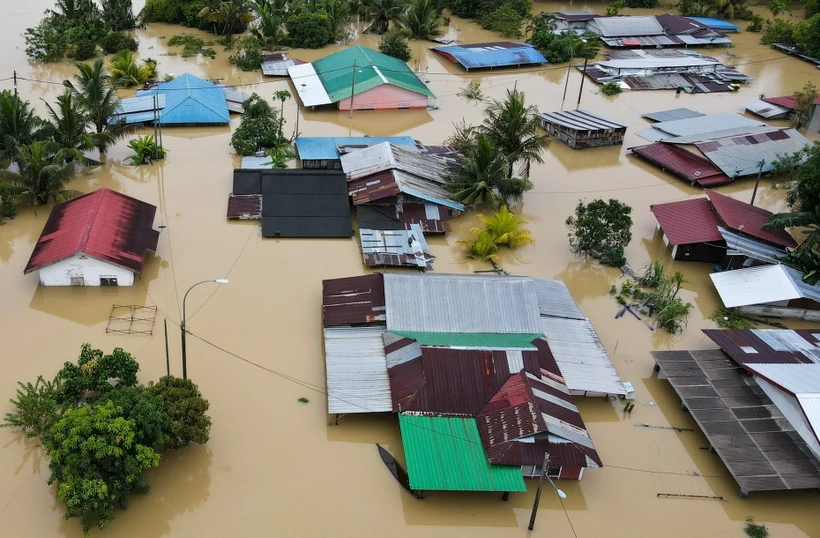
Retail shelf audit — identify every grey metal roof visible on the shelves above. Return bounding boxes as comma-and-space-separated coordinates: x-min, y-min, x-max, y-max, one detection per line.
323, 326, 392, 414
532, 278, 585, 320
744, 99, 790, 119
382, 273, 542, 334
391, 170, 463, 211
537, 109, 628, 132
591, 16, 664, 37
642, 108, 704, 122
652, 113, 763, 137
663, 125, 780, 145
747, 363, 820, 396
261, 58, 298, 76
720, 227, 788, 264
341, 142, 448, 183
240, 156, 273, 169
710, 264, 820, 308
696, 128, 811, 178
677, 34, 732, 45
114, 94, 166, 114
295, 136, 418, 161
597, 56, 718, 69
223, 88, 249, 104
359, 224, 432, 268
540, 318, 626, 395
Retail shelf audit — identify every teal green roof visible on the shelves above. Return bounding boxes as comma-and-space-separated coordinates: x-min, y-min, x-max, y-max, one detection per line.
399, 414, 527, 492
391, 331, 542, 349
312, 46, 435, 103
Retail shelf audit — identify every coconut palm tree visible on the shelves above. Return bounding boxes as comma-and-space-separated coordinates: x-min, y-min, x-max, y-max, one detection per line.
481, 88, 550, 179
359, 0, 405, 34
0, 141, 81, 207
109, 50, 152, 88
471, 205, 534, 249
100, 0, 135, 30
401, 0, 442, 40
445, 134, 533, 209
42, 92, 96, 158
199, 0, 254, 39
0, 91, 45, 162
459, 230, 499, 263
250, 0, 286, 45
322, 0, 355, 41
65, 58, 131, 155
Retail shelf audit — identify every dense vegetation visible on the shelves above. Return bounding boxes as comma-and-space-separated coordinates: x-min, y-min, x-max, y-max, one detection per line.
677, 0, 752, 20
230, 92, 292, 156
26, 0, 136, 61
566, 199, 633, 267
445, 0, 532, 37
2, 344, 212, 534
758, 0, 820, 55
379, 29, 412, 60
527, 14, 599, 63
614, 261, 693, 334
126, 135, 168, 165
460, 206, 534, 263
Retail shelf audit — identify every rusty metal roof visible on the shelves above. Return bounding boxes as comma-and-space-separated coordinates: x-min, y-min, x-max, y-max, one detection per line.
359, 224, 433, 269
762, 95, 820, 109
650, 197, 724, 245
341, 142, 449, 183
322, 274, 386, 327
348, 169, 463, 210
630, 143, 732, 187
226, 194, 262, 219
703, 329, 820, 365
706, 190, 796, 248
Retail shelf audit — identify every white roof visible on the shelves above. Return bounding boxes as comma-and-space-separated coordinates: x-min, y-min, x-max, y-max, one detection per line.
288, 62, 332, 107
745, 99, 790, 119
746, 363, 820, 396
710, 264, 820, 308
592, 16, 664, 37
597, 57, 719, 69
540, 318, 626, 395
323, 326, 392, 414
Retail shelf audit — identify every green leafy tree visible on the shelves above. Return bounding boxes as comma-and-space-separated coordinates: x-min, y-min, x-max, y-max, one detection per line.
768, 0, 789, 17
45, 401, 161, 534
480, 3, 526, 37
566, 199, 633, 267
677, 0, 713, 16
231, 93, 286, 155
56, 344, 140, 406
100, 0, 136, 30
198, 0, 255, 39
0, 91, 45, 162
792, 81, 818, 130
0, 183, 18, 219
761, 18, 797, 44
601, 81, 622, 95
262, 144, 296, 167
148, 376, 212, 449
0, 141, 81, 207
230, 35, 264, 70
402, 0, 443, 39
2, 376, 63, 438
795, 14, 820, 58
445, 118, 477, 153
99, 386, 171, 447
101, 31, 138, 53
322, 0, 355, 41
359, 0, 406, 34
471, 205, 534, 248
378, 29, 412, 61
445, 134, 533, 208
286, 11, 333, 47
606, 0, 625, 16
250, 0, 287, 45
747, 14, 765, 32
481, 88, 550, 179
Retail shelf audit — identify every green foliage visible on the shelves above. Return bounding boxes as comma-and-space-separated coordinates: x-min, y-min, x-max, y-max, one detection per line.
768, 0, 789, 17
359, 0, 406, 34
624, 0, 658, 6
637, 259, 665, 288
298, 397, 309, 403
792, 81, 818, 129
795, 14, 820, 58
445, 119, 477, 153
711, 307, 755, 329
606, 0, 625, 16
229, 35, 264, 70
482, 88, 550, 179
601, 82, 622, 96
262, 144, 295, 168
0, 183, 18, 219
99, 386, 171, 447
2, 376, 63, 437
527, 20, 600, 63
460, 80, 483, 101
745, 517, 769, 538
101, 31, 138, 54
148, 376, 212, 449
249, 0, 288, 46
101, 0, 136, 30
401, 0, 443, 39
459, 229, 500, 263
761, 17, 796, 43
470, 205, 535, 248
74, 39, 97, 60
566, 199, 633, 267
677, 0, 712, 17
480, 3, 527, 38
168, 33, 211, 57
231, 93, 287, 155
125, 135, 167, 165
747, 14, 765, 32
286, 11, 333, 48
379, 29, 412, 61
109, 50, 153, 86
0, 91, 45, 162
56, 344, 140, 405
0, 141, 82, 207
322, 0, 355, 41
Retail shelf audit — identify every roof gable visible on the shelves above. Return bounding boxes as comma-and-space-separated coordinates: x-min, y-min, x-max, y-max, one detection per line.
705, 190, 796, 247
154, 73, 230, 124
650, 197, 724, 245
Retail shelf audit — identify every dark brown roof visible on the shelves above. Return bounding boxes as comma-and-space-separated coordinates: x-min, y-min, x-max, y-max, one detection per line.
703, 329, 820, 365
322, 274, 385, 327
226, 194, 261, 219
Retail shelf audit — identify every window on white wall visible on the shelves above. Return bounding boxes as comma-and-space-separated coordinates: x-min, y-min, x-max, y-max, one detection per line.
70, 276, 85, 286
100, 277, 118, 286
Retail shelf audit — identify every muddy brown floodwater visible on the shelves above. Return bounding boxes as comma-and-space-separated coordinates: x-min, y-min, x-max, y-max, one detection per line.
1, 1, 820, 536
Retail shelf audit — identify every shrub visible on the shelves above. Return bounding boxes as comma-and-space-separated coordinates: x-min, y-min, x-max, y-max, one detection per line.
230, 94, 286, 156
101, 31, 138, 54
747, 14, 765, 32
125, 135, 167, 165
285, 12, 333, 48
0, 183, 18, 219
761, 18, 797, 44
625, 0, 658, 6
148, 376, 212, 449
168, 33, 209, 57
1, 376, 62, 437
229, 36, 264, 71
481, 4, 525, 38
73, 38, 97, 60
378, 29, 411, 61
601, 82, 622, 96
745, 517, 769, 538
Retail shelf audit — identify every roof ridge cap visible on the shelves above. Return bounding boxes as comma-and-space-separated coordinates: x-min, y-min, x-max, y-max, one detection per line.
80, 189, 108, 252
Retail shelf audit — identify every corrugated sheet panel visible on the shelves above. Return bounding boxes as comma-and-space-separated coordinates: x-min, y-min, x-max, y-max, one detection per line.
720, 227, 788, 264
642, 108, 705, 122
597, 57, 718, 69
114, 94, 166, 114
677, 34, 732, 45
341, 142, 448, 183
710, 265, 803, 308
685, 16, 739, 31
744, 99, 790, 119
592, 16, 665, 37
746, 363, 820, 396
431, 42, 547, 69
390, 331, 541, 349
322, 274, 386, 327
359, 224, 433, 268
383, 273, 542, 334
706, 190, 796, 248
324, 326, 392, 414
630, 143, 731, 186
541, 318, 626, 395
537, 109, 628, 131
296, 136, 417, 161
650, 197, 724, 245
145, 73, 231, 125
651, 113, 763, 138
223, 88, 249, 104
288, 62, 332, 106
696, 128, 811, 178
703, 329, 820, 365
240, 156, 273, 169
664, 125, 779, 144
226, 194, 262, 219
398, 414, 527, 492
261, 58, 304, 76
532, 278, 585, 320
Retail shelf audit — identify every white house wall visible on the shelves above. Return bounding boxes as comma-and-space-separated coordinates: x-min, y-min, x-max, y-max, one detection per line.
756, 377, 820, 460
37, 253, 135, 287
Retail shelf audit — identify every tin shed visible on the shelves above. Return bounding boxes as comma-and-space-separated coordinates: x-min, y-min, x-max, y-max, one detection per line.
537, 110, 628, 149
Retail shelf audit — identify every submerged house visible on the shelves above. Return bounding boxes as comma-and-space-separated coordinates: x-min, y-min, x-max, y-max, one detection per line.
260, 52, 305, 76
650, 190, 795, 264
288, 45, 435, 110
321, 273, 627, 492
431, 42, 547, 70
294, 136, 418, 169
537, 109, 628, 149
653, 329, 820, 497
710, 265, 820, 320
24, 188, 159, 287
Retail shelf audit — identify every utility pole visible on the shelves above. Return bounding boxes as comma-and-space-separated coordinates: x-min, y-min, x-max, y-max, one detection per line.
164, 318, 170, 377
750, 159, 765, 206
153, 93, 159, 161
349, 60, 357, 119
561, 48, 576, 103
13, 71, 17, 99
577, 56, 589, 107
528, 452, 550, 531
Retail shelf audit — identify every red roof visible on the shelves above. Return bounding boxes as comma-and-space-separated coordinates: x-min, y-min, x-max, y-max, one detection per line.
25, 188, 158, 274
631, 143, 732, 187
650, 197, 723, 245
762, 95, 820, 109
706, 190, 796, 248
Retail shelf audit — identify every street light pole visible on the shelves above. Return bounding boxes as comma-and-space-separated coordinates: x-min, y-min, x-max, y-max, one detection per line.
528, 452, 567, 531
181, 279, 229, 380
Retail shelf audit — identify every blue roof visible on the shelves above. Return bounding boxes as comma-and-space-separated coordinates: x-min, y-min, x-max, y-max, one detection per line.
295, 136, 417, 161
685, 17, 739, 31
431, 42, 547, 70
145, 74, 230, 125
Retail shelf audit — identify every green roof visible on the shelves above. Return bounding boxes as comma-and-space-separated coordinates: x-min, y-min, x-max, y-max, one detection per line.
398, 414, 527, 492
391, 331, 542, 349
312, 45, 435, 103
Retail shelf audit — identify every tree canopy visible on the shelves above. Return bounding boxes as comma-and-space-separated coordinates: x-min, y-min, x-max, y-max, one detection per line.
566, 199, 633, 267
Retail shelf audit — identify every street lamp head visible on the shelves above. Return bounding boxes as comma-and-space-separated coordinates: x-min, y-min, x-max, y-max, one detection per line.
556, 489, 567, 500
215, 279, 229, 285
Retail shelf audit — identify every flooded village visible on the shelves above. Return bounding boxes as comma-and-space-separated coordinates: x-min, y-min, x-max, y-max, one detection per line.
4, 0, 820, 536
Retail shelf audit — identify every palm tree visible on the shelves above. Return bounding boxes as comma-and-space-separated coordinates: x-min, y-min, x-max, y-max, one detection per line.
42, 92, 95, 158
481, 88, 550, 179
445, 135, 533, 209
0, 141, 81, 207
0, 91, 45, 162
401, 0, 442, 40
459, 230, 499, 263
359, 0, 405, 34
199, 0, 254, 38
250, 0, 286, 45
100, 0, 135, 30
109, 50, 152, 87
471, 205, 534, 248
65, 58, 131, 155
322, 0, 355, 41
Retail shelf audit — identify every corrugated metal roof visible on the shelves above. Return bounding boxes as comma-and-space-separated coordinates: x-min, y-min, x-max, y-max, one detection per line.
600, 35, 682, 47
142, 73, 231, 125
113, 94, 166, 114
696, 129, 811, 178
532, 278, 585, 320
295, 136, 417, 161
540, 319, 626, 395
762, 95, 820, 109
720, 226, 789, 264
685, 17, 739, 31
663, 125, 781, 145
592, 16, 665, 37
261, 57, 305, 76
383, 273, 542, 334
222, 88, 248, 105
655, 13, 708, 34
322, 274, 386, 327
240, 156, 273, 169
703, 329, 820, 365
537, 109, 628, 132
226, 194, 262, 219
288, 62, 332, 106
706, 190, 796, 248
746, 363, 820, 396
347, 169, 464, 210
342, 142, 448, 183
323, 326, 392, 414
431, 42, 547, 69
25, 188, 159, 274
650, 197, 723, 245
398, 413, 527, 492
745, 99, 791, 119
630, 143, 732, 186
710, 264, 820, 308
597, 57, 718, 69
390, 332, 541, 349
676, 34, 732, 45
359, 224, 433, 268
650, 113, 763, 138
642, 108, 705, 122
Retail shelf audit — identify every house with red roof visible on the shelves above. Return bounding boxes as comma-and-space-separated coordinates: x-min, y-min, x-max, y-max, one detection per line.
650, 190, 796, 265
24, 188, 159, 286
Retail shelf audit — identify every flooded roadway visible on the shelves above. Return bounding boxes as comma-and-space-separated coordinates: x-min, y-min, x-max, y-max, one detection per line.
1, 1, 820, 536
